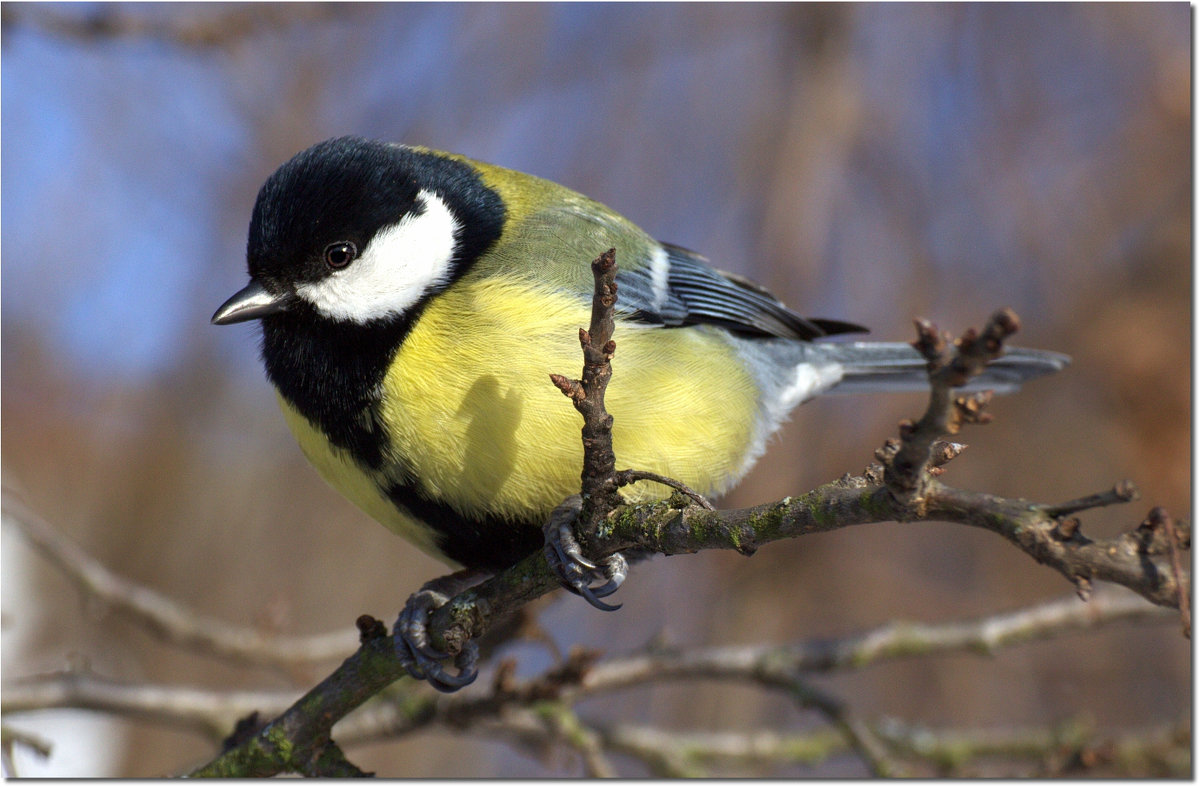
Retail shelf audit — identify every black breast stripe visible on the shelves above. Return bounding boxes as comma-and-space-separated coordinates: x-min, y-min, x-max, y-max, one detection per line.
383, 479, 543, 571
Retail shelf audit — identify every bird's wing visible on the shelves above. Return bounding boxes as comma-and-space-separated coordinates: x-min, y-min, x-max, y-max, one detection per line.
617, 243, 865, 341
489, 186, 865, 341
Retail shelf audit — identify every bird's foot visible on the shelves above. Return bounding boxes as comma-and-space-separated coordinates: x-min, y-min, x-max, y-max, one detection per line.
543, 495, 627, 611
394, 570, 485, 692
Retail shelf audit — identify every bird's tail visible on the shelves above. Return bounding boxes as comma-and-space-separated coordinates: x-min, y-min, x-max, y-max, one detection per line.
818, 341, 1070, 395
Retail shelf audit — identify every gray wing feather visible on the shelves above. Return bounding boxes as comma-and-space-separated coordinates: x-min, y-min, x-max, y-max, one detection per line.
617, 243, 864, 340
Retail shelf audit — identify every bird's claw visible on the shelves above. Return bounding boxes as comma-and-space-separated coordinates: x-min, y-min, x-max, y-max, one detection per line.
544, 501, 628, 611
394, 586, 479, 692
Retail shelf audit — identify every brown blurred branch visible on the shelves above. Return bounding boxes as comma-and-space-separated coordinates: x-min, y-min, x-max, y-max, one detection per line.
1, 489, 360, 669
567, 589, 1171, 686
331, 590, 1167, 756
6, 589, 1159, 769
2, 670, 296, 743
1, 535, 1170, 773
591, 715, 1189, 778
0, 4, 342, 49
1, 725, 54, 777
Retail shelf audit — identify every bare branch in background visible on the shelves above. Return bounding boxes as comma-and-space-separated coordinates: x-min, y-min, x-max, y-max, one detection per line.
2, 671, 296, 744
0, 4, 345, 49
1, 575, 1176, 775
2, 489, 360, 669
299, 591, 1183, 777
1, 726, 54, 778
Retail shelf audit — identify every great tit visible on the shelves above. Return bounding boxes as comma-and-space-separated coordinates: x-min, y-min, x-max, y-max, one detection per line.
213, 136, 1067, 689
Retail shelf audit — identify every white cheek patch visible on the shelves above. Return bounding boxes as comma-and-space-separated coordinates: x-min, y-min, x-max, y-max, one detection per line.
296, 189, 461, 322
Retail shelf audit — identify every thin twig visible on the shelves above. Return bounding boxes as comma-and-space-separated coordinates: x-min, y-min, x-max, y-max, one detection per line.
1, 487, 359, 668
2, 670, 298, 742
549, 247, 622, 517
1, 4, 341, 48
783, 678, 906, 776
333, 588, 1169, 747
4, 589, 1173, 775
885, 309, 1019, 506
533, 703, 617, 777
613, 469, 715, 510
1, 724, 55, 777
590, 716, 1189, 778
1045, 480, 1141, 517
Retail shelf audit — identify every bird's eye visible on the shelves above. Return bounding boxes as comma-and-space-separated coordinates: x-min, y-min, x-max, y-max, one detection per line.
323, 241, 358, 269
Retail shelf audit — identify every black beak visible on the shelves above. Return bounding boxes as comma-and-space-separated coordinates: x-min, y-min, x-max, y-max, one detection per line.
212, 279, 291, 325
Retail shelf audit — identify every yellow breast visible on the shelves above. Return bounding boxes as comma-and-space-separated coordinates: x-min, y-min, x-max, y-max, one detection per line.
382, 275, 758, 513
278, 275, 761, 563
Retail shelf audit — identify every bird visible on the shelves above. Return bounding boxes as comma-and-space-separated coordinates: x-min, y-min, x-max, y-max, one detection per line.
213, 136, 1068, 690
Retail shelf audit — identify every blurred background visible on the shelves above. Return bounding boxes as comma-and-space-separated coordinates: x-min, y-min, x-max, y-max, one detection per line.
1, 2, 1190, 777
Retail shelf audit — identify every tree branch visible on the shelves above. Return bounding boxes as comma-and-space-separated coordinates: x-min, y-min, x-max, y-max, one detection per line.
2, 670, 296, 744
0, 4, 342, 49
1, 488, 360, 669
333, 589, 1168, 743
332, 591, 1176, 776
548, 247, 623, 531
3, 568, 1173, 776
590, 716, 1189, 778
423, 469, 1186, 664
885, 310, 1018, 506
